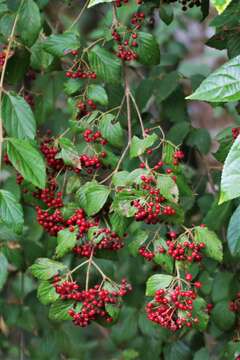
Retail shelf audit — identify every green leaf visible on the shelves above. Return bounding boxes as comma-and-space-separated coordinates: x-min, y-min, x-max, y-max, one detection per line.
130, 133, 158, 158
2, 92, 36, 139
167, 122, 190, 145
212, 271, 235, 303
192, 297, 209, 331
155, 72, 179, 103
43, 32, 80, 57
64, 78, 84, 95
105, 303, 121, 322
135, 32, 160, 66
87, 84, 108, 106
109, 212, 128, 237
212, 300, 236, 331
18, 0, 41, 47
211, 0, 232, 14
187, 55, 240, 102
29, 258, 68, 280
58, 138, 80, 167
37, 281, 59, 305
227, 204, 240, 256
49, 299, 73, 321
56, 228, 77, 258
146, 274, 173, 296
7, 138, 46, 189
157, 175, 179, 203
99, 114, 124, 148
77, 181, 110, 216
159, 4, 174, 25
88, 45, 121, 84
0, 252, 8, 290
0, 0, 8, 16
128, 230, 148, 256
153, 238, 173, 273
220, 136, 240, 203
30, 39, 54, 70
194, 226, 223, 262
88, 0, 113, 6
0, 190, 23, 232
186, 128, 211, 155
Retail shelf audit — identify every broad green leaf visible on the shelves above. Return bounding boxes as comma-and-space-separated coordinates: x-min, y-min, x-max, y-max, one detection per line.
135, 32, 160, 66
186, 128, 211, 155
157, 175, 179, 203
0, 252, 8, 290
159, 4, 174, 25
211, 0, 232, 14
109, 212, 128, 237
167, 122, 190, 145
56, 228, 77, 258
192, 297, 209, 331
88, 46, 121, 84
130, 133, 158, 158
187, 55, 240, 102
0, 0, 7, 16
2, 92, 36, 139
219, 136, 240, 203
0, 190, 23, 232
112, 171, 130, 186
99, 114, 124, 148
30, 39, 54, 70
58, 138, 80, 167
146, 274, 173, 296
49, 300, 73, 321
7, 138, 46, 189
153, 238, 173, 273
64, 78, 84, 95
43, 32, 80, 57
155, 71, 179, 103
128, 230, 148, 256
194, 226, 223, 262
227, 204, 240, 256
87, 84, 108, 106
37, 281, 59, 305
212, 300, 236, 330
77, 181, 110, 216
88, 0, 113, 7
18, 0, 41, 46
29, 258, 68, 280
212, 271, 236, 303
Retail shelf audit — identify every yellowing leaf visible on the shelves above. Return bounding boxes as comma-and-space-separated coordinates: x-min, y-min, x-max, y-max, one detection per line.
211, 0, 232, 14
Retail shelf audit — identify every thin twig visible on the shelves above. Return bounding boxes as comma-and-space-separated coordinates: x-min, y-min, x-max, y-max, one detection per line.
0, 7, 21, 170
129, 91, 145, 138
85, 249, 94, 290
68, 0, 90, 30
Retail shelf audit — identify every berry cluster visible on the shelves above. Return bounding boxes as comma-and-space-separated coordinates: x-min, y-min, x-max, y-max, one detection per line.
54, 278, 131, 327
133, 175, 176, 224
24, 92, 35, 108
138, 246, 154, 261
74, 227, 124, 258
77, 99, 97, 117
232, 127, 240, 140
116, 0, 142, 6
164, 0, 201, 11
146, 280, 201, 331
112, 11, 145, 61
0, 49, 6, 68
229, 293, 240, 312
166, 236, 205, 262
65, 50, 96, 79
40, 138, 65, 174
83, 129, 107, 145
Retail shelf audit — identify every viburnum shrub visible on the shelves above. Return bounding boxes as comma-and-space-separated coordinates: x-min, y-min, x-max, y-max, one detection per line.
1, 0, 240, 359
